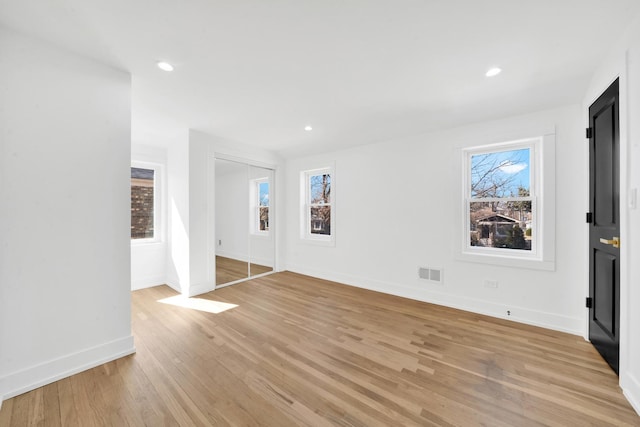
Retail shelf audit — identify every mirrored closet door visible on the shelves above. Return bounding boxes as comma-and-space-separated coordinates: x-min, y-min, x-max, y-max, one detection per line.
214, 158, 274, 287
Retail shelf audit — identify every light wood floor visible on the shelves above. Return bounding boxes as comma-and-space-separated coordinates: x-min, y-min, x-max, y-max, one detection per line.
1, 272, 638, 426
216, 255, 273, 285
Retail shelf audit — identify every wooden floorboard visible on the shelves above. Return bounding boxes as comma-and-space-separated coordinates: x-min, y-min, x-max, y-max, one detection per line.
1, 271, 638, 426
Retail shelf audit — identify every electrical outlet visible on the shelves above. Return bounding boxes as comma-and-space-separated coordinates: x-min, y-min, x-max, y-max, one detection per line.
484, 280, 498, 288
218, 239, 222, 246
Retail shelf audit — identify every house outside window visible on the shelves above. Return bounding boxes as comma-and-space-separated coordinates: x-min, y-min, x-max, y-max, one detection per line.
131, 162, 162, 243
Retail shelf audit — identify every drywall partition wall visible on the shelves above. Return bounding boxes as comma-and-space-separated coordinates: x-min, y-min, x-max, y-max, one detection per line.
166, 131, 191, 294
188, 135, 211, 295
131, 144, 168, 290
0, 28, 134, 403
582, 12, 640, 415
285, 104, 586, 335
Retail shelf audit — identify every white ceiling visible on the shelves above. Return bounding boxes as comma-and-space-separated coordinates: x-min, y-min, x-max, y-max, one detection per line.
1, 0, 639, 156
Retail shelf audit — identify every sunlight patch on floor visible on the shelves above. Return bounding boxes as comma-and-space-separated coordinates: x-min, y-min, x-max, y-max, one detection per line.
158, 295, 238, 314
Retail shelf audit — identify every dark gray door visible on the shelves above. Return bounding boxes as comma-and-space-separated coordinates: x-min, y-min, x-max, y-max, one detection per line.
588, 78, 620, 374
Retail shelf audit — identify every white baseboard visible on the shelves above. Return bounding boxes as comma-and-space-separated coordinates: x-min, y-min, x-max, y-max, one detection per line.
623, 373, 640, 416
285, 264, 583, 336
0, 335, 135, 405
131, 275, 166, 291
187, 281, 217, 297
162, 277, 218, 297
164, 273, 183, 294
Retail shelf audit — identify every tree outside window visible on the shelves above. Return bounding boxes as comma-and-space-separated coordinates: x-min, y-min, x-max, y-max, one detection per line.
301, 167, 334, 242
309, 173, 331, 235
467, 145, 534, 252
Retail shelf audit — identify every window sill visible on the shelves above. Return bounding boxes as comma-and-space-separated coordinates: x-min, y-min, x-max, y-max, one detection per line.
300, 236, 335, 247
250, 232, 272, 240
131, 239, 164, 246
456, 250, 555, 271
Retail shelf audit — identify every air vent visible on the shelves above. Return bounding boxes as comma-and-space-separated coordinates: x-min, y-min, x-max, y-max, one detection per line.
418, 267, 443, 283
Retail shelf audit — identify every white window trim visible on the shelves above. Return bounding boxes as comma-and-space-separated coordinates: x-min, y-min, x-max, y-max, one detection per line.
455, 135, 556, 271
250, 177, 270, 237
300, 166, 335, 246
131, 160, 164, 245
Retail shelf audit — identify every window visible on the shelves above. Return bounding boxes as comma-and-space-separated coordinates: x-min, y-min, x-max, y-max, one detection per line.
131, 162, 162, 242
131, 167, 155, 239
250, 178, 270, 234
459, 134, 559, 269
301, 167, 334, 243
467, 144, 534, 253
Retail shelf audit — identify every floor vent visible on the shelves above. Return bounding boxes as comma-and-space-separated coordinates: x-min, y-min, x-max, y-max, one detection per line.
418, 267, 443, 283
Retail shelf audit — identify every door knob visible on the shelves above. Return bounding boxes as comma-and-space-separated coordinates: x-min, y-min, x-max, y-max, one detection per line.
599, 236, 620, 248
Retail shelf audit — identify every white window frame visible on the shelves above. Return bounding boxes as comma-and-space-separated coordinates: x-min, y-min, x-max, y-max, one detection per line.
250, 177, 270, 236
300, 166, 335, 245
131, 161, 163, 244
456, 135, 555, 271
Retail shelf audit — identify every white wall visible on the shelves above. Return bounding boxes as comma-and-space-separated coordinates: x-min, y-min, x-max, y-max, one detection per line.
285, 104, 586, 334
166, 131, 190, 293
583, 12, 640, 415
131, 144, 167, 290
0, 28, 134, 403
188, 135, 210, 292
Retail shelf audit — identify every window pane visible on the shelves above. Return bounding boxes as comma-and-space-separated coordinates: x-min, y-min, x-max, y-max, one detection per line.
310, 206, 331, 235
259, 182, 269, 207
259, 207, 269, 231
310, 174, 331, 204
131, 167, 154, 239
471, 148, 530, 198
470, 201, 531, 250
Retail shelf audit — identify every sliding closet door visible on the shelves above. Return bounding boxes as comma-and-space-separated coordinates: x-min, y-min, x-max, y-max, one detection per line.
214, 159, 249, 285
248, 165, 274, 277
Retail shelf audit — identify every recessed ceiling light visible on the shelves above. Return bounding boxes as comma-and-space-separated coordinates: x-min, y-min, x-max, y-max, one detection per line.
486, 67, 502, 77
304, 125, 313, 131
157, 61, 174, 72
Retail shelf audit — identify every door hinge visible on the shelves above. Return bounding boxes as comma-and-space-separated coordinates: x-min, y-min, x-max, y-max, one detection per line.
586, 127, 593, 138
586, 297, 593, 308
586, 212, 593, 223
